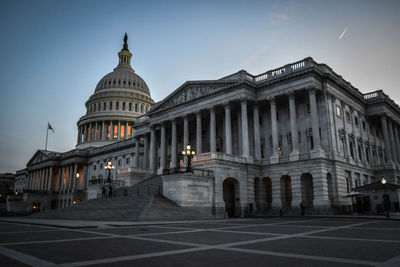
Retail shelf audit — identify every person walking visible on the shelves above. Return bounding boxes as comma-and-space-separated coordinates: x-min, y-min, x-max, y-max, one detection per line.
102, 186, 106, 198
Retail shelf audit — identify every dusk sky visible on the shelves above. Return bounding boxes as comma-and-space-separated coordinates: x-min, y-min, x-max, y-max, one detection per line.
1, 0, 400, 173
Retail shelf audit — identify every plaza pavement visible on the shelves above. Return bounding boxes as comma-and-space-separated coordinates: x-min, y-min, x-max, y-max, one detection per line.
0, 216, 399, 266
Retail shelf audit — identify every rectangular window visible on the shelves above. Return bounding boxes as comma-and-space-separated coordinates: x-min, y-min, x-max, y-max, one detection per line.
126, 157, 130, 165
355, 117, 359, 126
349, 141, 354, 159
122, 102, 126, 111
118, 159, 121, 166
336, 106, 342, 117
93, 164, 97, 170
307, 104, 311, 113
129, 103, 132, 111
128, 125, 132, 137
116, 102, 119, 110
121, 125, 125, 139
135, 103, 138, 112
109, 101, 113, 110
362, 121, 366, 130
113, 125, 118, 139
103, 102, 106, 111
346, 112, 351, 122
107, 125, 110, 138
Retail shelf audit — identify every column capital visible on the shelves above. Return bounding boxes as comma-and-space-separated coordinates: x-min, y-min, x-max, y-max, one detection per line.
306, 86, 317, 94
287, 90, 295, 99
267, 96, 276, 103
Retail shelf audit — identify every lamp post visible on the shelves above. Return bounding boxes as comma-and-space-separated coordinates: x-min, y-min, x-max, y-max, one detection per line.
104, 161, 115, 185
182, 144, 196, 172
381, 177, 390, 218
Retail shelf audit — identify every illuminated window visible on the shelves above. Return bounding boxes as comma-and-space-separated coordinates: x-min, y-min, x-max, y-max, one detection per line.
128, 125, 132, 137
107, 125, 110, 138
278, 147, 282, 156
96, 128, 99, 139
113, 125, 118, 139
121, 125, 125, 139
307, 104, 311, 113
179, 159, 183, 167
345, 112, 351, 122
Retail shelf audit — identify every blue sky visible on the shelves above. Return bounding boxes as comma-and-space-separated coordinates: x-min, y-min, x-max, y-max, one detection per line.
1, 0, 400, 173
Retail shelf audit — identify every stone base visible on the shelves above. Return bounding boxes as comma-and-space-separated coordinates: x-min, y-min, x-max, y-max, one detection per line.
270, 154, 279, 164
289, 151, 300, 161
310, 147, 325, 158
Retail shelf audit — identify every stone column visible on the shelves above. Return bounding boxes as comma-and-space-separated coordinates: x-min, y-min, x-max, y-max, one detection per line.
241, 100, 250, 158
135, 137, 140, 168
171, 119, 177, 169
84, 124, 88, 142
117, 121, 121, 140
72, 164, 77, 192
270, 97, 279, 163
149, 127, 156, 173
159, 124, 166, 173
253, 103, 261, 159
110, 121, 114, 139
196, 113, 202, 154
77, 127, 81, 144
225, 104, 232, 155
102, 121, 106, 140
381, 115, 394, 167
68, 165, 73, 192
309, 88, 323, 157
395, 124, 400, 164
388, 119, 398, 164
210, 108, 216, 152
58, 167, 63, 193
94, 122, 98, 140
88, 123, 92, 140
47, 167, 53, 192
125, 122, 129, 139
183, 116, 189, 166
143, 134, 149, 169
289, 92, 299, 160
271, 176, 282, 209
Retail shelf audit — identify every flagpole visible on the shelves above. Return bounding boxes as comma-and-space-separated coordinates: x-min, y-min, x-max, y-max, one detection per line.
45, 123, 49, 151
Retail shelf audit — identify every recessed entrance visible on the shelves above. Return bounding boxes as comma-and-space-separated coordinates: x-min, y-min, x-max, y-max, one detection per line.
223, 178, 240, 217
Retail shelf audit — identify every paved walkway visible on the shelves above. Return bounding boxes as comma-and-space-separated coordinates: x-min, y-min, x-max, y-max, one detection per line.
0, 217, 399, 266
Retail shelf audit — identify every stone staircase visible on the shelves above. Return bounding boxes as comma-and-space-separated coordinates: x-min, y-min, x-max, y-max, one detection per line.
31, 176, 215, 221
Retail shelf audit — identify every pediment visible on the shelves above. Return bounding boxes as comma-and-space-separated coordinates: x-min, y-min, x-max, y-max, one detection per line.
27, 150, 57, 166
152, 81, 239, 112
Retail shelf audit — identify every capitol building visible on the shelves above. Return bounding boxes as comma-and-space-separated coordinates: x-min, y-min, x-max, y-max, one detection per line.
10, 35, 400, 217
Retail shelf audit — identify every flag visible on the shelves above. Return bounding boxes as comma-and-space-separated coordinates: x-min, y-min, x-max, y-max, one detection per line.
48, 123, 54, 133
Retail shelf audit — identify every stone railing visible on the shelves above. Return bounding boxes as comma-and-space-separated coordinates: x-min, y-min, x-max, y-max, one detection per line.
253, 58, 310, 83
117, 167, 151, 175
299, 153, 311, 160
279, 155, 289, 163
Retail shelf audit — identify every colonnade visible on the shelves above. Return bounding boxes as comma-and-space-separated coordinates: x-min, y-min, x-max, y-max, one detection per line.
25, 167, 53, 192
381, 115, 400, 167
137, 88, 322, 174
77, 120, 134, 144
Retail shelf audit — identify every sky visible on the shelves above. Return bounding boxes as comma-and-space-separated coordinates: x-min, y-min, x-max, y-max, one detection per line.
1, 0, 400, 173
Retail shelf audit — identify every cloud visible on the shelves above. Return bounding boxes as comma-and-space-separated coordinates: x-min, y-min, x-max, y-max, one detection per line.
269, 13, 290, 24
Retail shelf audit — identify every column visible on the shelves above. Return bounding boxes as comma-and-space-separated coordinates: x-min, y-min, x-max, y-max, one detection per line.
110, 121, 114, 139
72, 164, 78, 192
270, 97, 279, 163
381, 115, 394, 167
77, 127, 81, 144
149, 127, 156, 173
171, 119, 177, 169
289, 92, 299, 160
253, 103, 261, 159
58, 166, 63, 193
135, 137, 140, 168
143, 134, 149, 169
94, 122, 98, 140
394, 125, 400, 164
309, 88, 323, 156
47, 167, 53, 192
241, 100, 250, 158
225, 104, 232, 155
388, 119, 398, 164
210, 108, 216, 152
196, 112, 202, 154
102, 121, 105, 140
125, 122, 129, 139
271, 176, 282, 209
88, 123, 92, 140
84, 124, 88, 142
117, 121, 121, 140
160, 124, 166, 173
183, 116, 189, 166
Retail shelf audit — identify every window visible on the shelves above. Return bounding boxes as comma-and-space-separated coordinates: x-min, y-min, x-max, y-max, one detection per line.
358, 145, 362, 161
93, 104, 96, 112
129, 103, 132, 111
116, 101, 119, 110
98, 103, 101, 111
109, 101, 113, 110
107, 125, 111, 138
135, 103, 138, 112
307, 104, 311, 113
121, 125, 125, 139
349, 141, 354, 159
141, 104, 143, 113
336, 105, 342, 117
362, 121, 366, 130
126, 157, 130, 165
103, 102, 106, 111
93, 164, 97, 171
122, 102, 126, 111
118, 159, 122, 166
113, 125, 118, 139
100, 163, 103, 169
354, 117, 359, 126
345, 111, 351, 122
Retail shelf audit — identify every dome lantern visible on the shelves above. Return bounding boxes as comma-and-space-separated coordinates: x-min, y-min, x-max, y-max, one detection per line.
115, 33, 133, 71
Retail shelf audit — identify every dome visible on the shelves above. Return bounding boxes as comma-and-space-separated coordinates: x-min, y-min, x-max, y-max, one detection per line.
95, 68, 150, 95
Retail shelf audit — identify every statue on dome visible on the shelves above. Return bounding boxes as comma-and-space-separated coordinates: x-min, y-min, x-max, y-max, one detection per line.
123, 33, 128, 50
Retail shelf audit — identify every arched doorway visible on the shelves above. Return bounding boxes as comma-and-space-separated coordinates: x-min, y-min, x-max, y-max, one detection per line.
301, 173, 314, 208
264, 177, 272, 209
223, 178, 240, 217
281, 175, 292, 208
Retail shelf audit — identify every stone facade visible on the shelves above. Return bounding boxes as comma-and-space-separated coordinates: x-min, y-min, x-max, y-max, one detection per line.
10, 37, 400, 217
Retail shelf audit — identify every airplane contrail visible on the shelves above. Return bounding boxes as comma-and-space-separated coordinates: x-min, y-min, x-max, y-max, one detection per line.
339, 26, 349, 40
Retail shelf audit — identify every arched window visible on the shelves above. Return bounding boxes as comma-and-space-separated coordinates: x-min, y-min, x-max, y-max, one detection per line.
122, 102, 126, 111
109, 101, 113, 110
103, 102, 106, 111
116, 102, 119, 110
135, 103, 138, 112
140, 104, 143, 113
129, 103, 132, 111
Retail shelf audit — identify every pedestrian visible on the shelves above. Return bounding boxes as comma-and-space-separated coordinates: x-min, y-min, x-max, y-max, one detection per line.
279, 209, 283, 217
109, 185, 113, 198
102, 186, 106, 198
300, 201, 305, 216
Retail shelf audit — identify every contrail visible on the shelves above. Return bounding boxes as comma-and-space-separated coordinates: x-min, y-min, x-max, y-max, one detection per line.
339, 26, 349, 40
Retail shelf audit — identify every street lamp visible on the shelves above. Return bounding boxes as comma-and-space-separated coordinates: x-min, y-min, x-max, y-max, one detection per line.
182, 144, 196, 172
104, 161, 115, 184
381, 177, 390, 218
